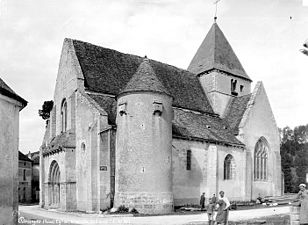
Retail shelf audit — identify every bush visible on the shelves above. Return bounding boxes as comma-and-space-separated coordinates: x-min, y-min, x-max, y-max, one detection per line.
117, 205, 129, 213
130, 208, 139, 214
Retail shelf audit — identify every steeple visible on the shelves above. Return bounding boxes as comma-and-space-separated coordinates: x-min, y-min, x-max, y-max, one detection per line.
119, 57, 171, 97
188, 23, 251, 81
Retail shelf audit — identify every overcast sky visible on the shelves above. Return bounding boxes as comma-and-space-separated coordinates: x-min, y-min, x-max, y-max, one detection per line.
0, 0, 307, 153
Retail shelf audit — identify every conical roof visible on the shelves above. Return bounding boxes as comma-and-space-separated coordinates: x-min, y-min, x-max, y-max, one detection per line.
119, 57, 171, 96
188, 22, 251, 81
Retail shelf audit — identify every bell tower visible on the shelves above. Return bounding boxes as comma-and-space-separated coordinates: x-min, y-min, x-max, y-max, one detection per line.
188, 21, 252, 116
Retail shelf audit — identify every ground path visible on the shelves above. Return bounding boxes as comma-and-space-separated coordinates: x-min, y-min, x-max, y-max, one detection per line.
19, 205, 290, 225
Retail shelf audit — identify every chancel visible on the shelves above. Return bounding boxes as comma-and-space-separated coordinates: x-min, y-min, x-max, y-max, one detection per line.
40, 21, 282, 214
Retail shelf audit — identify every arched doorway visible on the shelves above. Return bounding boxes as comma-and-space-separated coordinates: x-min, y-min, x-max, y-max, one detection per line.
49, 160, 60, 207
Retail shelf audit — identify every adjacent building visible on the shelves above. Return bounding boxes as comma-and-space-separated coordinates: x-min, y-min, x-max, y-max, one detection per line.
0, 77, 27, 224
40, 22, 282, 214
28, 151, 40, 202
18, 151, 33, 203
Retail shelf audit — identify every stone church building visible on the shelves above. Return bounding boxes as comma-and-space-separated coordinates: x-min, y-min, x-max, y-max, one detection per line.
40, 22, 282, 214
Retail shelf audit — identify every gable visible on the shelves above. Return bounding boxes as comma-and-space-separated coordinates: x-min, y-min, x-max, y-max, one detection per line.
72, 39, 214, 114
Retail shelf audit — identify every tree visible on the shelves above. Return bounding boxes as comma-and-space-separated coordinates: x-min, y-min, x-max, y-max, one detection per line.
280, 124, 308, 193
38, 100, 53, 120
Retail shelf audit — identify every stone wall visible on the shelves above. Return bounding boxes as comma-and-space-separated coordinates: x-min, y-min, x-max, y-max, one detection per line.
115, 92, 173, 214
0, 94, 23, 225
198, 71, 251, 116
239, 82, 282, 200
217, 145, 246, 201
18, 160, 32, 203
75, 92, 110, 212
172, 139, 246, 206
43, 150, 76, 211
172, 139, 208, 206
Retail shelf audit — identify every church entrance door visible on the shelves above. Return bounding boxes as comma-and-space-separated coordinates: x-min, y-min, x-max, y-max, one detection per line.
49, 160, 60, 208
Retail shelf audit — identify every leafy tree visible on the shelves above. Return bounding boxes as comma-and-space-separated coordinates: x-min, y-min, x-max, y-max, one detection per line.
38, 100, 53, 120
280, 124, 308, 193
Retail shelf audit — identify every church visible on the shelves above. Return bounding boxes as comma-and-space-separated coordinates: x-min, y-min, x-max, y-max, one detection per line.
40, 21, 282, 214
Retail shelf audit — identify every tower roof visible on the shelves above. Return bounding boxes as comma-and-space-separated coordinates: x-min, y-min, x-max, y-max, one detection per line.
119, 57, 171, 97
188, 23, 251, 81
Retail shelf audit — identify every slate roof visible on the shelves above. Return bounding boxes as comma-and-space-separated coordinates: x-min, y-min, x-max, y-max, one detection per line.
70, 38, 246, 146
87, 93, 243, 146
224, 94, 252, 135
119, 57, 171, 97
0, 77, 27, 106
43, 129, 76, 155
19, 151, 32, 162
173, 109, 243, 146
188, 23, 251, 81
28, 151, 40, 164
72, 39, 214, 114
87, 94, 117, 125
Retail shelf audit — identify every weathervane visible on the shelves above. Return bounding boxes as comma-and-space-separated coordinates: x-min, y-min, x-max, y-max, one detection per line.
214, 0, 221, 22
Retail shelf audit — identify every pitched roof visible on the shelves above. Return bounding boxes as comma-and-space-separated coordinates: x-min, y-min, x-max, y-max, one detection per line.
43, 129, 76, 155
19, 151, 32, 162
187, 23, 251, 81
87, 94, 117, 125
223, 94, 252, 135
72, 39, 214, 114
119, 57, 171, 97
173, 108, 243, 146
86, 93, 242, 146
0, 77, 27, 107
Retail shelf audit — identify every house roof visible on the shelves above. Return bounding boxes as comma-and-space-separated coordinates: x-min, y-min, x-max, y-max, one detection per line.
119, 57, 171, 97
19, 151, 32, 162
187, 23, 251, 81
173, 108, 243, 146
223, 94, 252, 135
72, 39, 214, 114
0, 77, 27, 107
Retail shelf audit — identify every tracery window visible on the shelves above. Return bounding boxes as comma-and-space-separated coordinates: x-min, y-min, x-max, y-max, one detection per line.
61, 99, 67, 132
224, 154, 235, 180
254, 137, 269, 181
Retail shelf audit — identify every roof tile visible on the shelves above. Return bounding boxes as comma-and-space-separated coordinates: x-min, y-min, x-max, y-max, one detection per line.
188, 23, 251, 81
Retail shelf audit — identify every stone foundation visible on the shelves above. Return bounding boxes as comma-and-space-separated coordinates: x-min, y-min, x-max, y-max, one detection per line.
114, 192, 173, 214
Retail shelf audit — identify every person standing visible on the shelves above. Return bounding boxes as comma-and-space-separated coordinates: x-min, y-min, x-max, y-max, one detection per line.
216, 191, 230, 225
207, 194, 217, 225
297, 184, 308, 225
200, 192, 206, 211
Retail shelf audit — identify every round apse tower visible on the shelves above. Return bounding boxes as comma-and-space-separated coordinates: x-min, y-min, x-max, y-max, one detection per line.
114, 57, 173, 214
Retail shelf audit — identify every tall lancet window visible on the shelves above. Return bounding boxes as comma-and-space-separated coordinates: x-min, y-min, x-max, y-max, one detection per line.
224, 154, 235, 180
254, 137, 269, 181
61, 99, 67, 132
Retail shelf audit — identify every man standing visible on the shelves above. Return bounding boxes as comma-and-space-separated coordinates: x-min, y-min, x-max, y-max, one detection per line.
200, 192, 206, 211
216, 191, 231, 225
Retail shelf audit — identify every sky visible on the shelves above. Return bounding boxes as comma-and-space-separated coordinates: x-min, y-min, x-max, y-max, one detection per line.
0, 0, 307, 153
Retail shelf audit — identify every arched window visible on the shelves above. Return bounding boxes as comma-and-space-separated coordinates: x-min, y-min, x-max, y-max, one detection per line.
81, 142, 86, 152
254, 137, 269, 181
224, 154, 235, 180
61, 99, 67, 132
